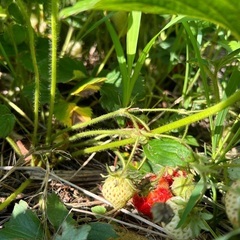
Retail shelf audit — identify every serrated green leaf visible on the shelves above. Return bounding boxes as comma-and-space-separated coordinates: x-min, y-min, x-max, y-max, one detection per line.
0, 104, 15, 138
0, 200, 44, 240
47, 193, 75, 230
55, 222, 91, 240
143, 138, 195, 170
87, 222, 118, 240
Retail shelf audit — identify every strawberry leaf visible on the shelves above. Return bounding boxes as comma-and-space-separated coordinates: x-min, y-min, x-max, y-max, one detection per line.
46, 193, 75, 230
55, 222, 91, 240
143, 138, 195, 171
0, 200, 44, 239
87, 222, 118, 240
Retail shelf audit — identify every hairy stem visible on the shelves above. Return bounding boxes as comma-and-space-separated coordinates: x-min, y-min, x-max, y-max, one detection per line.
16, 0, 40, 146
152, 89, 240, 134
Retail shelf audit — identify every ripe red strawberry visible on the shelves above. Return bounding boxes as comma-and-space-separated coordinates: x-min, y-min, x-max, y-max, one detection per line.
225, 179, 240, 228
132, 176, 173, 218
132, 168, 195, 218
102, 174, 136, 210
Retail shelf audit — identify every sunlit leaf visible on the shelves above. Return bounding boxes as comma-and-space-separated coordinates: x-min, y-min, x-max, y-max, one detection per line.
54, 100, 92, 127
143, 138, 195, 171
60, 0, 240, 40
70, 77, 106, 97
0, 200, 44, 240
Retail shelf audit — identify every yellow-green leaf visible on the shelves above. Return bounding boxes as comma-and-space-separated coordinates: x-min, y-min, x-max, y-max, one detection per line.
70, 77, 106, 97
54, 101, 92, 127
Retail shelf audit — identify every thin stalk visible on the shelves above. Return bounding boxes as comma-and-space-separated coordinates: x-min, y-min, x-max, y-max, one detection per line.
6, 137, 22, 156
182, 43, 189, 98
60, 26, 74, 57
69, 129, 134, 142
72, 138, 135, 157
0, 179, 32, 211
46, 0, 59, 145
16, 0, 40, 146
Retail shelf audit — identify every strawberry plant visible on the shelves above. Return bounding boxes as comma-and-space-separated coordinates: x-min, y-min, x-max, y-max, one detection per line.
0, 0, 240, 239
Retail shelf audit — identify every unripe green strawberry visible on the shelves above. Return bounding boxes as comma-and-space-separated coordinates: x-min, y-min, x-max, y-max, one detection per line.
102, 175, 136, 209
171, 173, 195, 200
161, 197, 194, 240
225, 179, 240, 228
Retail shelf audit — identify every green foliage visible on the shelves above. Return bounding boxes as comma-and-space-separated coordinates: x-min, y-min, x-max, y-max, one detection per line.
0, 200, 44, 240
0, 104, 15, 138
55, 222, 91, 240
143, 138, 195, 170
46, 193, 75, 229
0, 0, 240, 239
60, 0, 240, 40
87, 222, 118, 240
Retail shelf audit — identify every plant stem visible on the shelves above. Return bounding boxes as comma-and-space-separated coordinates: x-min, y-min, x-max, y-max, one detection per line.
16, 0, 40, 147
69, 129, 134, 142
46, 0, 59, 145
6, 137, 22, 156
72, 138, 135, 157
152, 89, 240, 134
0, 179, 32, 211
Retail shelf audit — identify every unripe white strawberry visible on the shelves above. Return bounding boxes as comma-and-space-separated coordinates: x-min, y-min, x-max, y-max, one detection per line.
102, 175, 136, 209
162, 197, 194, 240
225, 179, 240, 228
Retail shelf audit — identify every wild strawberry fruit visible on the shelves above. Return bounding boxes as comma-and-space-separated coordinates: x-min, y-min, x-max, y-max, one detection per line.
133, 168, 195, 218
102, 175, 136, 210
225, 179, 240, 228
161, 197, 194, 240
132, 176, 173, 218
